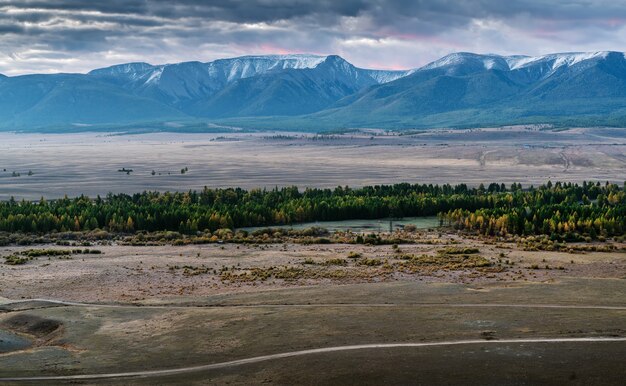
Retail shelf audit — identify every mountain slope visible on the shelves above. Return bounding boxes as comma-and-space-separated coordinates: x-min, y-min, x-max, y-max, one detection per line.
0, 74, 187, 129
187, 55, 397, 117
301, 51, 626, 129
1, 51, 626, 131
89, 54, 409, 115
0, 54, 409, 130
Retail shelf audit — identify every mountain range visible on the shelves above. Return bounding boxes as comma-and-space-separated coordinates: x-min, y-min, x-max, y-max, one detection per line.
1, 51, 626, 131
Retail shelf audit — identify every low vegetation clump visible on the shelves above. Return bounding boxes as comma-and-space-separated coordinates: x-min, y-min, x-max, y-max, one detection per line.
77, 248, 102, 254
0, 248, 105, 264
21, 249, 72, 257
165, 244, 501, 285
217, 263, 387, 283
529, 264, 555, 270
354, 233, 411, 245
219, 266, 309, 282
437, 247, 480, 255
322, 258, 348, 266
181, 265, 211, 276
516, 235, 619, 253
403, 224, 417, 232
395, 253, 492, 272
357, 257, 383, 266
347, 251, 362, 259
118, 227, 338, 247
18, 248, 102, 258
298, 237, 332, 245
4, 255, 29, 265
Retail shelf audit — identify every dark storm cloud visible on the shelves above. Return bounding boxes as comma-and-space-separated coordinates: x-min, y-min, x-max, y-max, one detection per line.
0, 0, 625, 75
2, 0, 626, 29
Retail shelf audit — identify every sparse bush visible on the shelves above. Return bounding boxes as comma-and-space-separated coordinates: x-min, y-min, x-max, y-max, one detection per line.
323, 258, 348, 266
4, 255, 28, 265
358, 257, 383, 266
347, 251, 362, 259
22, 249, 71, 257
438, 247, 480, 255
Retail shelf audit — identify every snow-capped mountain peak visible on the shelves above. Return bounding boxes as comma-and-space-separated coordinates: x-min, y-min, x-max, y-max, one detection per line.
87, 54, 411, 106
233, 54, 327, 69
209, 54, 328, 82
88, 62, 156, 79
421, 51, 618, 75
3, 50, 626, 130
507, 51, 610, 71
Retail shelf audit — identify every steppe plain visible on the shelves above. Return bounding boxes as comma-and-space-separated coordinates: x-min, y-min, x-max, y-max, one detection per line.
0, 127, 625, 200
0, 127, 625, 385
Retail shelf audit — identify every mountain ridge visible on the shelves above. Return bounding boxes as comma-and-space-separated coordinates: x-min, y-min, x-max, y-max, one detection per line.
1, 51, 626, 131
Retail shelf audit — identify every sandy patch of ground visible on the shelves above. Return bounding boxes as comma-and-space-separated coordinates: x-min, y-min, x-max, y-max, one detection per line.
1, 231, 624, 303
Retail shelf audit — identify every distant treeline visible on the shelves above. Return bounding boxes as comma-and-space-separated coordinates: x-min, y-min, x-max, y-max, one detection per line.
0, 182, 624, 238
442, 181, 625, 238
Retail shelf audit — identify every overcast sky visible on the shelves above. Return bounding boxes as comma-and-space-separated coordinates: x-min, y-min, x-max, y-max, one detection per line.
1, 0, 625, 75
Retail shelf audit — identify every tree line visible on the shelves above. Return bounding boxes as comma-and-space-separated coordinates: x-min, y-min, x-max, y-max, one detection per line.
0, 181, 623, 237
441, 181, 625, 238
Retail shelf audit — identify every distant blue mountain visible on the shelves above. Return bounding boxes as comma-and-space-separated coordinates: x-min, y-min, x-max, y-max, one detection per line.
0, 74, 185, 129
304, 51, 626, 129
88, 54, 407, 117
1, 51, 626, 131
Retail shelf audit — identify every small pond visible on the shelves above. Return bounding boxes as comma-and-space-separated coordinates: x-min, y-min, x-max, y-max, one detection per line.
241, 216, 440, 233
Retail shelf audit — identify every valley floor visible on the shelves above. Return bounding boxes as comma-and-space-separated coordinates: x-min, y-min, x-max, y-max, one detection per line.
0, 230, 624, 384
1, 126, 625, 384
1, 126, 626, 200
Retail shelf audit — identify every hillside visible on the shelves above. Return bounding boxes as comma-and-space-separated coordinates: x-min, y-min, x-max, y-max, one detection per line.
1, 52, 626, 131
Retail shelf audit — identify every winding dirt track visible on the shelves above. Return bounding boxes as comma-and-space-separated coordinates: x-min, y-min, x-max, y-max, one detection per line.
1, 338, 625, 382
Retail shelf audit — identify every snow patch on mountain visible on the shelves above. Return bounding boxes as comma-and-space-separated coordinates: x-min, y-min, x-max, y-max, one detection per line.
90, 54, 412, 90
145, 67, 164, 84
508, 51, 610, 71
423, 53, 495, 68
89, 62, 156, 79
364, 69, 411, 83
422, 51, 618, 74
210, 54, 327, 82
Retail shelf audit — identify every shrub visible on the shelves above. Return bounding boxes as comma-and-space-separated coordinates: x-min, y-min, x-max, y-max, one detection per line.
4, 255, 28, 265
323, 258, 348, 266
347, 251, 362, 259
404, 224, 417, 232
22, 249, 71, 257
438, 247, 479, 255
358, 257, 383, 266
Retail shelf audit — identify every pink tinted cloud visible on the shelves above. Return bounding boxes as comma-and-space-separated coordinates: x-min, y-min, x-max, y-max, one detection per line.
234, 43, 326, 56
605, 17, 626, 28
256, 43, 298, 55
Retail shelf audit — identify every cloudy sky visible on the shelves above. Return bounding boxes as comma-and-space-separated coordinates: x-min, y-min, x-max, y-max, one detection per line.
1, 0, 626, 75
